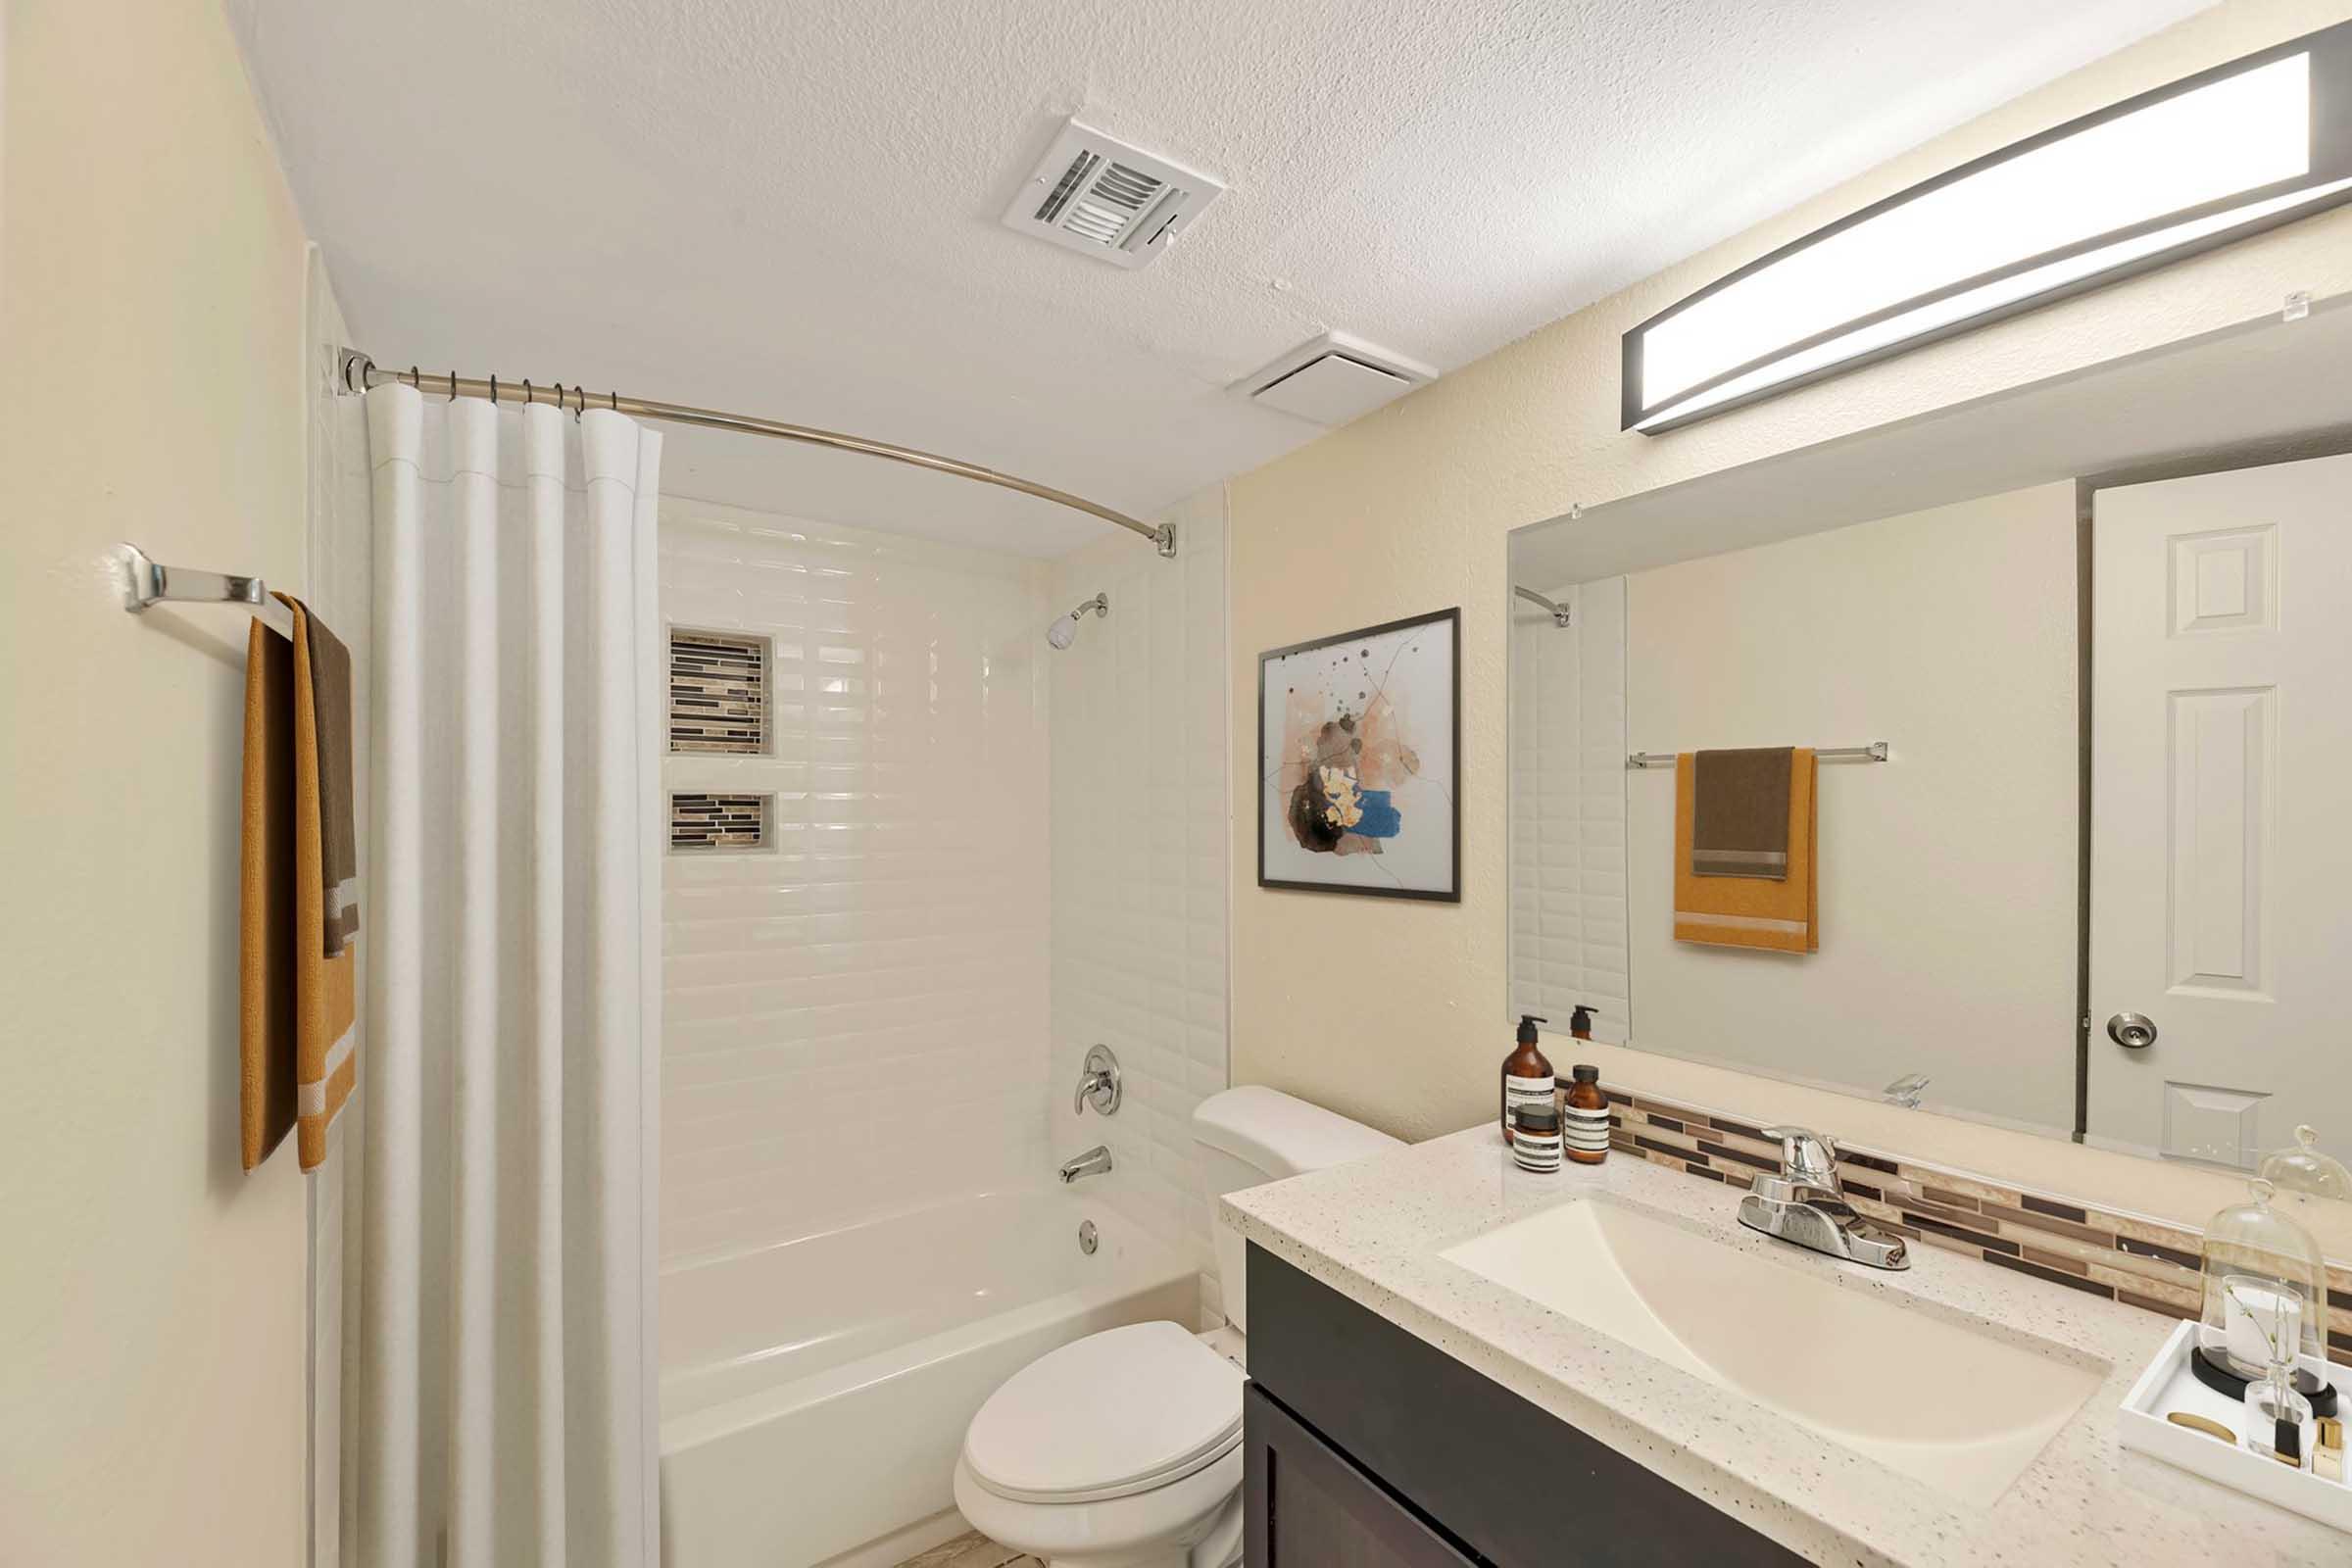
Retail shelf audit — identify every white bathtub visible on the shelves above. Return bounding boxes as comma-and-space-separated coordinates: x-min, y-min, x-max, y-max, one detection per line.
658, 1188, 1198, 1568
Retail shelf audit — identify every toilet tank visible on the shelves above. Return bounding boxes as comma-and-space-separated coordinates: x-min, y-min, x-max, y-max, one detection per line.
1191, 1085, 1402, 1334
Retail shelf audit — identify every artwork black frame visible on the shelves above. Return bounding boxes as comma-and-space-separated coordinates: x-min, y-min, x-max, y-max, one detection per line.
1256, 606, 1460, 903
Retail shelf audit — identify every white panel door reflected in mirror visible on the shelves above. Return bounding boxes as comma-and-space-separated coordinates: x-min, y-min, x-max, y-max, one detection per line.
2087, 452, 2352, 1170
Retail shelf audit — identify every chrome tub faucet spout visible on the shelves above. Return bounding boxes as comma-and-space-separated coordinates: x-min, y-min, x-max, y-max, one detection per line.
1058, 1146, 1113, 1184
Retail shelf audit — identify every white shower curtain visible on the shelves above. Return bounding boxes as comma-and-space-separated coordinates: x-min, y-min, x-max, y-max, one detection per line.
355, 383, 662, 1567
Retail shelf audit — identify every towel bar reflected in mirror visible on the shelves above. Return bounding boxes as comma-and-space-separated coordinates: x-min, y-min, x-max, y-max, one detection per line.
1625, 742, 1888, 770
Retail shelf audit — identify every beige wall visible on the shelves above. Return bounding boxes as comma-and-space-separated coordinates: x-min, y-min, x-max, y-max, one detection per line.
0, 1, 316, 1561
1229, 0, 2352, 1147
1623, 484, 2079, 1133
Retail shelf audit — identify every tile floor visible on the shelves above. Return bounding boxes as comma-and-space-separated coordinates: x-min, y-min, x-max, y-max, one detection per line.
894, 1529, 1042, 1568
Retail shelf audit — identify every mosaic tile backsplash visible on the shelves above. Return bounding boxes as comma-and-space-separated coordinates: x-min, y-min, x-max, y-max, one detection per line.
1605, 1088, 2352, 1358
669, 628, 766, 754
669, 792, 767, 851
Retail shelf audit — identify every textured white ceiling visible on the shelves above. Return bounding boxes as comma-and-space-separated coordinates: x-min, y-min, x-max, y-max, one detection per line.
229, 0, 2206, 557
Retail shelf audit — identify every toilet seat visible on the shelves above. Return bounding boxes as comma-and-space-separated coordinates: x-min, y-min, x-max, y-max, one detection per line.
962, 1321, 1244, 1505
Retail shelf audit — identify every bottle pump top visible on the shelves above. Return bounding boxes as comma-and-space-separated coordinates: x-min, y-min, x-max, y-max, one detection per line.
1517, 1014, 1546, 1045
1568, 1004, 1593, 1034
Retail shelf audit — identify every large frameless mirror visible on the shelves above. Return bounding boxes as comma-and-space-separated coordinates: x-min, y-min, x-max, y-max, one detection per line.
1508, 302, 2352, 1183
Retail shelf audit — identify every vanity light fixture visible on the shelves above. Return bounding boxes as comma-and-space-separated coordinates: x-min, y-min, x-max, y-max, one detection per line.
1621, 22, 2352, 433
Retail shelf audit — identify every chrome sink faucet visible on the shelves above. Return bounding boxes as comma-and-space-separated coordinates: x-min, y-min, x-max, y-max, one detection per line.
1058, 1145, 1113, 1184
1737, 1125, 1909, 1270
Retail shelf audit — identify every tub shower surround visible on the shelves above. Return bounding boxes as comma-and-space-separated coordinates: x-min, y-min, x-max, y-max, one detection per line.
658, 497, 1053, 1261
658, 492, 1232, 1567
1603, 1089, 2352, 1355
1048, 489, 1232, 1276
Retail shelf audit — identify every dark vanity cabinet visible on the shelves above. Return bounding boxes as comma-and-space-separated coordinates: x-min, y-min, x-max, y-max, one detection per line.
1243, 1244, 1806, 1567
1247, 1383, 1478, 1568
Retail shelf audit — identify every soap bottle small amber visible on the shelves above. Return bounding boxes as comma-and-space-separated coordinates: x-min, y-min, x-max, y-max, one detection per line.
1563, 1064, 1610, 1165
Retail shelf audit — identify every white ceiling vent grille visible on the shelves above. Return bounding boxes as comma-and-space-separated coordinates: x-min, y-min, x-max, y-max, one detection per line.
1232, 333, 1438, 426
1003, 119, 1223, 270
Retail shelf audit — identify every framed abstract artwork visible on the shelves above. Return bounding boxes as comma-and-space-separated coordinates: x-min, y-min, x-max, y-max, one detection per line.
1258, 607, 1459, 901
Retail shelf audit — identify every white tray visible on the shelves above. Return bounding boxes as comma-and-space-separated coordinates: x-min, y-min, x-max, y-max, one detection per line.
2118, 1318, 2350, 1534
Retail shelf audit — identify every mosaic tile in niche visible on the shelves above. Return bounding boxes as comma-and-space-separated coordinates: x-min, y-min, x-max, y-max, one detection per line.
669, 628, 767, 755
669, 791, 768, 851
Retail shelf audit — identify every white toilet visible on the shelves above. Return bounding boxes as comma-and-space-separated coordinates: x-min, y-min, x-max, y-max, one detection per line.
953, 1086, 1401, 1568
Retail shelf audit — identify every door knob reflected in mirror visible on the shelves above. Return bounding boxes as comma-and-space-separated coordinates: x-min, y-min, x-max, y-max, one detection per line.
2106, 1012, 2158, 1051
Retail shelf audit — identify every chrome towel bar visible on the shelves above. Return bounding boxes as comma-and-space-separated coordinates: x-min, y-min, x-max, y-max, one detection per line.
120, 543, 297, 640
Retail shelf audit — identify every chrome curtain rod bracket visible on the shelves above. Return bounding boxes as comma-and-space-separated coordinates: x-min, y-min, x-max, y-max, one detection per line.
336, 349, 1175, 558
1513, 585, 1572, 627
120, 542, 297, 640
1626, 741, 1888, 770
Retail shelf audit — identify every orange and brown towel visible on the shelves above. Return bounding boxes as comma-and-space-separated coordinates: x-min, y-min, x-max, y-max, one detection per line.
241, 595, 358, 1171
1672, 747, 1817, 954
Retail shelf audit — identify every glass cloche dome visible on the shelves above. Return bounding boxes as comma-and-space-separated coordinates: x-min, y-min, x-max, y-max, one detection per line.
2199, 1177, 2328, 1382
2259, 1125, 2352, 1208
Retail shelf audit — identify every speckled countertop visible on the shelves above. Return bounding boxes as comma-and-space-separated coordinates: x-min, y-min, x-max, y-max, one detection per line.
1222, 1125, 2348, 1567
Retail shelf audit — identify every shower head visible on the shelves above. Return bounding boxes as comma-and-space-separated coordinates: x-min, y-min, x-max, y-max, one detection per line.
1048, 592, 1108, 650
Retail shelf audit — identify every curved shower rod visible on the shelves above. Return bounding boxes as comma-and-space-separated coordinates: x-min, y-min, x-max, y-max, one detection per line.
338, 350, 1177, 559
1513, 585, 1571, 627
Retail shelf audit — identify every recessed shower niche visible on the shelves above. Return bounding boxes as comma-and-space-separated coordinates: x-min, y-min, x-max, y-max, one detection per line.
668, 626, 769, 755
667, 791, 772, 853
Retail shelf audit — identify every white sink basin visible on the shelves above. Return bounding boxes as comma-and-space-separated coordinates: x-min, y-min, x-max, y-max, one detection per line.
1439, 1200, 2103, 1507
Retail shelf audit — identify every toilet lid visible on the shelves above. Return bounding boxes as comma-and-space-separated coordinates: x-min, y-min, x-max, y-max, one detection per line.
963, 1321, 1245, 1504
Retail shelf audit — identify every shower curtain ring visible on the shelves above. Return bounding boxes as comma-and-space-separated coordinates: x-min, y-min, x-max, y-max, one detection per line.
522, 378, 533, 406
410, 365, 420, 389
488, 373, 498, 406
448, 370, 459, 402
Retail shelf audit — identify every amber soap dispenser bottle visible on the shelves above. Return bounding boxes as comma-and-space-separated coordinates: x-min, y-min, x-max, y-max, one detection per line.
1500, 1015, 1553, 1146
1564, 1064, 1610, 1165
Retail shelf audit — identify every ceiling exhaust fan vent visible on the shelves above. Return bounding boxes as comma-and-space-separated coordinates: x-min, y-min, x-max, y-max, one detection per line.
1232, 333, 1438, 426
1003, 120, 1223, 270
